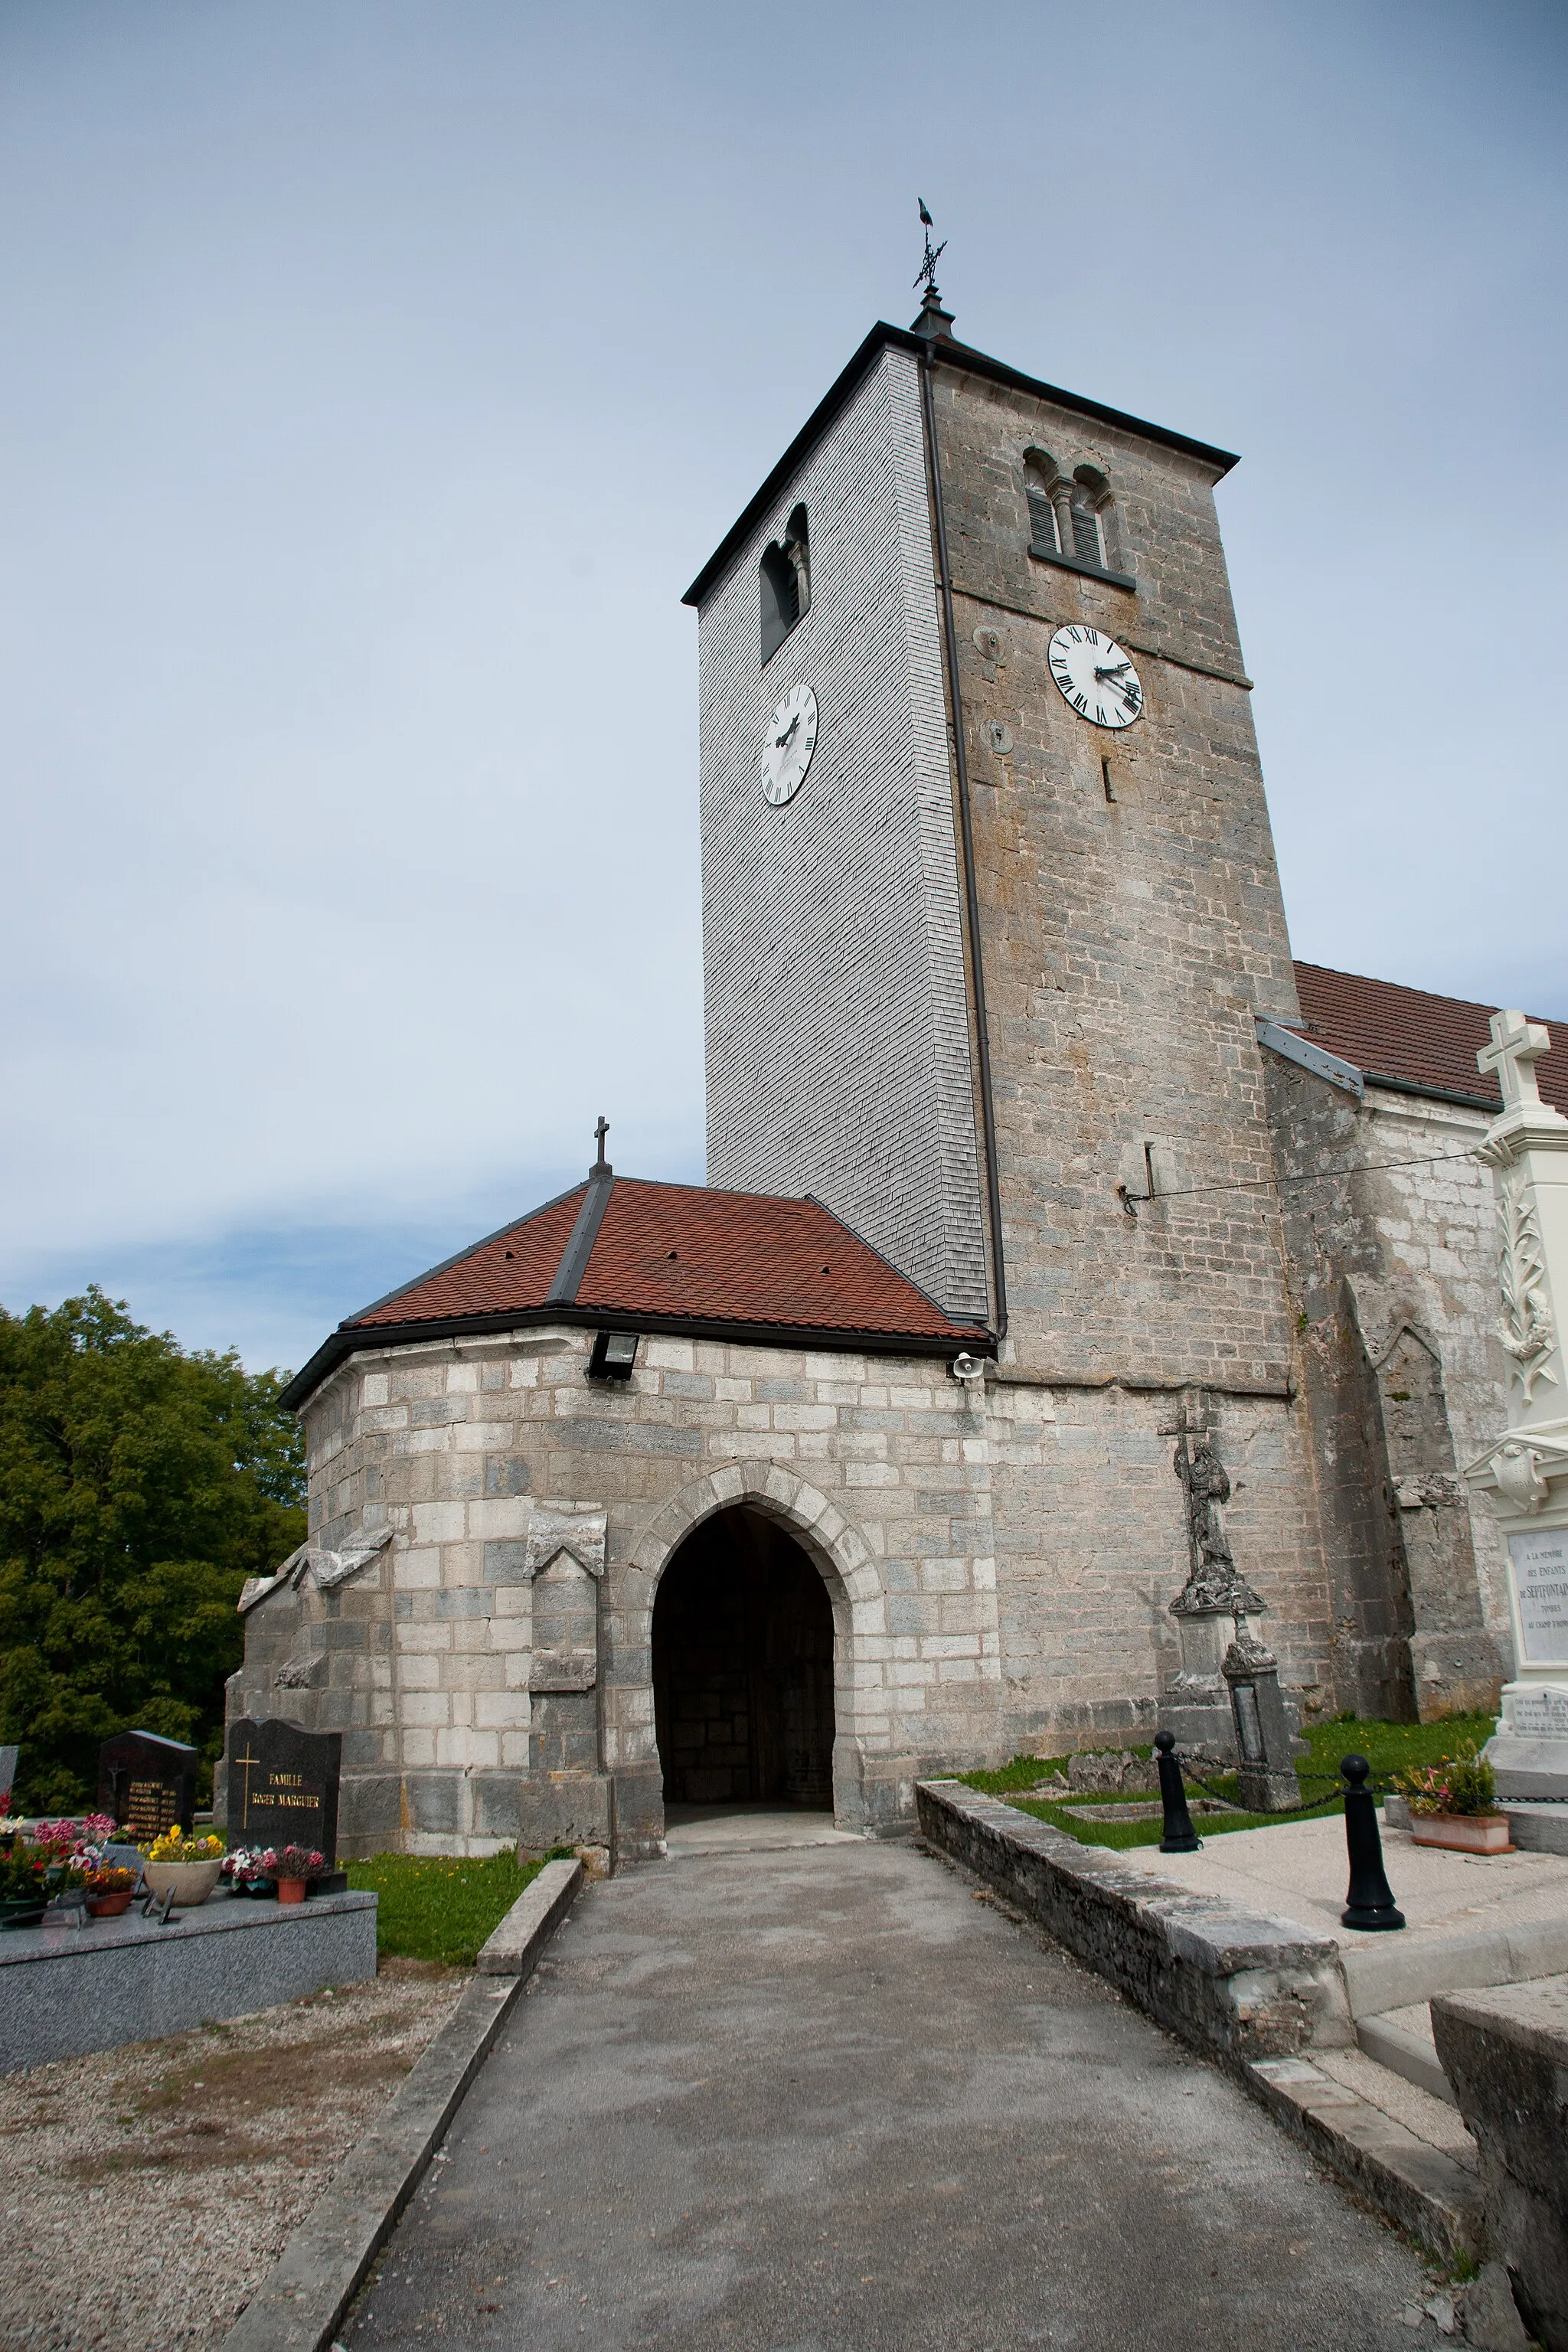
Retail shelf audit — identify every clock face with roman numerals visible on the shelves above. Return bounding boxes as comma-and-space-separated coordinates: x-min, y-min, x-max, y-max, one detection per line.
760, 682, 818, 807
1047, 625, 1143, 730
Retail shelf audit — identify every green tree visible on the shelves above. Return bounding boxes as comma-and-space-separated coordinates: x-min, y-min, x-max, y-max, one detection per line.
0, 1288, 305, 1813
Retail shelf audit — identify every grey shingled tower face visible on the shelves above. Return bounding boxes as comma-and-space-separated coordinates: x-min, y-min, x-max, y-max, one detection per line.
697, 343, 988, 1324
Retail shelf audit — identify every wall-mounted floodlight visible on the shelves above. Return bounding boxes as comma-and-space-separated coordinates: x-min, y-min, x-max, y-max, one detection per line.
587, 1330, 639, 1382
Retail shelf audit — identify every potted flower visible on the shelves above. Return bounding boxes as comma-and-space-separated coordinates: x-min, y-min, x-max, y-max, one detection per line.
142, 1827, 227, 1906
1392, 1743, 1511, 1854
80, 1864, 138, 1918
265, 1845, 325, 1905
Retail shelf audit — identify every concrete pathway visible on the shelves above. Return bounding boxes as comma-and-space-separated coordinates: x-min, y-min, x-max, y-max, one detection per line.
1112, 1808, 1568, 1958
348, 1838, 1442, 2350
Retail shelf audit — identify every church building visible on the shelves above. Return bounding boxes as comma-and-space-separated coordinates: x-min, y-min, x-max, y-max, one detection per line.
224, 286, 1565, 1861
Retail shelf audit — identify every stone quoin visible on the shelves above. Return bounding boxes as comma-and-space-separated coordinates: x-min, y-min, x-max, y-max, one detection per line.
228, 296, 1565, 1858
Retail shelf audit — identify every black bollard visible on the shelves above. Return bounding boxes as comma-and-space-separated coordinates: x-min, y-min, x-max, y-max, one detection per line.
1340, 1755, 1405, 1932
1155, 1732, 1200, 1853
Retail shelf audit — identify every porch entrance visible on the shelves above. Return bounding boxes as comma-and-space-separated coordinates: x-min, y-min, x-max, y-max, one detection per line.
652, 1505, 835, 1810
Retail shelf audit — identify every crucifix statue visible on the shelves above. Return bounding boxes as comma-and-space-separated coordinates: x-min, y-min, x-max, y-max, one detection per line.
1161, 1390, 1262, 1619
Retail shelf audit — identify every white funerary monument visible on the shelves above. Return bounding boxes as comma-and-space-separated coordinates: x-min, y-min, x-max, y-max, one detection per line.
1465, 1013, 1568, 1800
224, 276, 1565, 1859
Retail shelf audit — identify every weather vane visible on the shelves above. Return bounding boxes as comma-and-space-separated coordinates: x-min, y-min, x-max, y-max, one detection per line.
913, 198, 946, 295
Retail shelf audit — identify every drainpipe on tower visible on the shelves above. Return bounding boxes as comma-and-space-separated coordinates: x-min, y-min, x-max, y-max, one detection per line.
916, 302, 1008, 1341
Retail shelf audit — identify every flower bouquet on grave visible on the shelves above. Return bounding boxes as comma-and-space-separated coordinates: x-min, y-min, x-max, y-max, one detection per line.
220, 1847, 274, 1898
141, 1828, 227, 1908
263, 1845, 325, 1905
1391, 1743, 1511, 1855
0, 1836, 51, 1929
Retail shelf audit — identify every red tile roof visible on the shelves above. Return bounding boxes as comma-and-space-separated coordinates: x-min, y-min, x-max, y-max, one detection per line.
1289, 962, 1566, 1115
343, 1178, 989, 1348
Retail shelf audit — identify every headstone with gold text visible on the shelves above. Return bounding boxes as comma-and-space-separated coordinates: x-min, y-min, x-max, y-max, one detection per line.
224, 1718, 341, 1866
96, 1730, 198, 1838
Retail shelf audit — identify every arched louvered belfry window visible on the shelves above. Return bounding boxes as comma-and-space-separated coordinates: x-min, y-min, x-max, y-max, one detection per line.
760, 503, 810, 664
1024, 451, 1125, 582
1024, 450, 1063, 556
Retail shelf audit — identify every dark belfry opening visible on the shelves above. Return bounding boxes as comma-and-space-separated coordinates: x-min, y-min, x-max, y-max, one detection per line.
652, 1505, 835, 1808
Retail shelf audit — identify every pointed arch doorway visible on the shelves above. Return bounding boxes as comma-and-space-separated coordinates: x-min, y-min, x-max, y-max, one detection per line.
652, 1504, 835, 1811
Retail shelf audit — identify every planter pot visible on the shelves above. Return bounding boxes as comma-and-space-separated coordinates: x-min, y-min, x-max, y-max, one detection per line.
0, 1896, 46, 1931
274, 1877, 307, 1905
85, 1890, 134, 1918
142, 1858, 224, 1907
1410, 1811, 1512, 1855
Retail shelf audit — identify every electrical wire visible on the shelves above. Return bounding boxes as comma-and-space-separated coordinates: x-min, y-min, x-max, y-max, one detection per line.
1128, 1142, 1483, 1209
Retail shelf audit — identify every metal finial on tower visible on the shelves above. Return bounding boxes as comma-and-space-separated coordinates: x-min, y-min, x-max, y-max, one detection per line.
592, 1115, 611, 1175
911, 199, 954, 340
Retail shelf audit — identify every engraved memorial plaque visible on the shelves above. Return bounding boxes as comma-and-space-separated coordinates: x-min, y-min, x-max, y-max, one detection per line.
1508, 1527, 1568, 1668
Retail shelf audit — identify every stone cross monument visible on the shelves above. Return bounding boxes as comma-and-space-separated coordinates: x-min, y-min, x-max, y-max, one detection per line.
1465, 1011, 1568, 1800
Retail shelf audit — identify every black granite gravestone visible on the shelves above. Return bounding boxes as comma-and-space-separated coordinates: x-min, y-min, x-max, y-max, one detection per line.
96, 1730, 198, 1838
224, 1719, 341, 1867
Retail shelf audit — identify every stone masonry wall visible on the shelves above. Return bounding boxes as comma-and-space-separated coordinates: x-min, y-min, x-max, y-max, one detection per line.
1265, 1054, 1511, 1717
698, 346, 988, 1322
928, 358, 1305, 1390
234, 1328, 1010, 1857
985, 1374, 1333, 1753
911, 357, 1336, 1731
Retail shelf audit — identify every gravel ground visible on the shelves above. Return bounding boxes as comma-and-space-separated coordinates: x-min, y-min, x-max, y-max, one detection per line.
0, 1957, 466, 2352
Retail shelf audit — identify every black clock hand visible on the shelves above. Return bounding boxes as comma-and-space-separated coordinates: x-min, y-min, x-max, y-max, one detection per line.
776, 714, 800, 750
1094, 662, 1132, 680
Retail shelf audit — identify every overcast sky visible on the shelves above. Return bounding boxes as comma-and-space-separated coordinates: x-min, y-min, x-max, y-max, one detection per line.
2, 0, 1564, 1377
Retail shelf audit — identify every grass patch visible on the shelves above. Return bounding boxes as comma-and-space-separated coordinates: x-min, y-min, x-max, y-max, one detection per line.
345, 1848, 547, 1967
960, 1713, 1498, 1852
1010, 1794, 1344, 1850
1295, 1712, 1494, 1795
957, 1753, 1073, 1795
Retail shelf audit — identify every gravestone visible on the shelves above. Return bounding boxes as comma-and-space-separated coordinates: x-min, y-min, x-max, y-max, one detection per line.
0, 1746, 17, 1816
96, 1730, 198, 1838
224, 1718, 341, 1867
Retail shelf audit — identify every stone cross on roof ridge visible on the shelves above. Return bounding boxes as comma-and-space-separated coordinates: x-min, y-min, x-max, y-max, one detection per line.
1478, 1010, 1553, 1109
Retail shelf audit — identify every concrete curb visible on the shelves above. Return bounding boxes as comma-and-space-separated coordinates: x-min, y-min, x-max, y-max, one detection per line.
1246, 2056, 1484, 2265
220, 1858, 583, 2352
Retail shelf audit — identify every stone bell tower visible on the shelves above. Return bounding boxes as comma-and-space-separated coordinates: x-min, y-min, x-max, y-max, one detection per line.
686, 278, 1332, 1748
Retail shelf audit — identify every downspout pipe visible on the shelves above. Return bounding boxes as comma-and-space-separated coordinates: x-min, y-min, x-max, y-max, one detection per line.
918, 338, 1008, 1340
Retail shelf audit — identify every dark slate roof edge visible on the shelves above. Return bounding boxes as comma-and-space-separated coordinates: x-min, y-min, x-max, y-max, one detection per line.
279, 1304, 994, 1412
338, 1181, 588, 1327
545, 1170, 616, 1304
681, 322, 1239, 609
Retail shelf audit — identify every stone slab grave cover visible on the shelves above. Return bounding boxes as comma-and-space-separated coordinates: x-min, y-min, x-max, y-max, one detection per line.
225, 1717, 341, 1867
96, 1730, 198, 1840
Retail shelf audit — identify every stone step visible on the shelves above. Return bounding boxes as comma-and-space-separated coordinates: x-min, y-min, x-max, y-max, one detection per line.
1338, 1913, 1568, 2017
1355, 2004, 1456, 2108
1501, 1800, 1568, 1856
